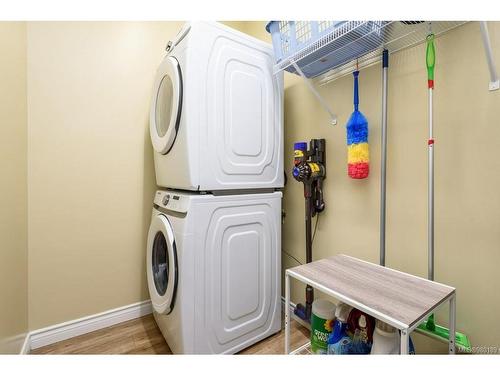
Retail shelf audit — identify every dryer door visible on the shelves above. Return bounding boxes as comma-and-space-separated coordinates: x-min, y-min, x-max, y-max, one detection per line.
150, 56, 183, 155
147, 214, 178, 315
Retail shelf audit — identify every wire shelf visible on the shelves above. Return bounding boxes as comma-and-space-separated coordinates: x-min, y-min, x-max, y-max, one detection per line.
273, 21, 467, 84
289, 341, 312, 355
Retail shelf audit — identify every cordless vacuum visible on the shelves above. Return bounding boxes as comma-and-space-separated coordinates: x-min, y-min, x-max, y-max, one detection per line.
291, 139, 326, 321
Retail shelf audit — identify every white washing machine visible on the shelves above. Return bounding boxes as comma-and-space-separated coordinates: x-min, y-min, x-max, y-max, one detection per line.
150, 21, 284, 191
146, 190, 282, 354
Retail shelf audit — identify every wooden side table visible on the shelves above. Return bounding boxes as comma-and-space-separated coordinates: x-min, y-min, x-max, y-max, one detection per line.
285, 254, 456, 354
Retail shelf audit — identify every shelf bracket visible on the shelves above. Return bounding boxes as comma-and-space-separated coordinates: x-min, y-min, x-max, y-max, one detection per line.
291, 61, 338, 125
480, 21, 500, 91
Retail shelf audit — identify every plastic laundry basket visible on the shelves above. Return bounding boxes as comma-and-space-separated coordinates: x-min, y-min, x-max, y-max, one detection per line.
266, 21, 386, 78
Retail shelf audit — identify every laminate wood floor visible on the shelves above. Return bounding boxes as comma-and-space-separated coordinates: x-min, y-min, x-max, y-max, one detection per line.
30, 314, 310, 355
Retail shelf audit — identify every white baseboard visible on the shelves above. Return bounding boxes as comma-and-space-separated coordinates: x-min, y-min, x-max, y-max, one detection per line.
281, 295, 296, 315
20, 333, 31, 354
0, 333, 30, 354
28, 300, 152, 351
22, 298, 298, 354
280, 296, 311, 331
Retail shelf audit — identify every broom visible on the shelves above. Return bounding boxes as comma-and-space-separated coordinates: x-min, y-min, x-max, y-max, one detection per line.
346, 70, 369, 179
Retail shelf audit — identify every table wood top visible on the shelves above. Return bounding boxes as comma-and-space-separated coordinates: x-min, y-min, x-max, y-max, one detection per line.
287, 254, 455, 329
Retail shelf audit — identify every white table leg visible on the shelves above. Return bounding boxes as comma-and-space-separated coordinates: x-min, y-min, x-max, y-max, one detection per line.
285, 272, 290, 354
449, 294, 456, 354
400, 329, 409, 354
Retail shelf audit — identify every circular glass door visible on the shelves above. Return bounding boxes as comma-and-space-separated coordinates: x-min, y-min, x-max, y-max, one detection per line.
150, 56, 182, 155
152, 232, 169, 296
147, 214, 178, 315
155, 75, 174, 138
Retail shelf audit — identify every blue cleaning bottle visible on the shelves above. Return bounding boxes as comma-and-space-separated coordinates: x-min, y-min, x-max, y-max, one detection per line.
327, 303, 352, 354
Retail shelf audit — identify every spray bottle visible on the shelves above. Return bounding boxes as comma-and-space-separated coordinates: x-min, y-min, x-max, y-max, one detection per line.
327, 303, 352, 354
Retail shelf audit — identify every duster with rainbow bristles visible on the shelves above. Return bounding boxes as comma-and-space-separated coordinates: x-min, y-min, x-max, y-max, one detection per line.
346, 70, 369, 179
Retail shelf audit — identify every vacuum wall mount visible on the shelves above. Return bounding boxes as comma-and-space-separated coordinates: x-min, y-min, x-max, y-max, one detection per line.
292, 139, 326, 321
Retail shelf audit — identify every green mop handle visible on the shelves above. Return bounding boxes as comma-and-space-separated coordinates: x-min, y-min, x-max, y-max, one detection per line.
426, 34, 436, 332
427, 32, 435, 287
426, 34, 435, 89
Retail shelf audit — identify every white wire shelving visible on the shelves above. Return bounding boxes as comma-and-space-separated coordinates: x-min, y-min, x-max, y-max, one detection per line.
271, 21, 500, 126
274, 21, 467, 84
480, 21, 500, 91
272, 21, 472, 125
318, 21, 467, 85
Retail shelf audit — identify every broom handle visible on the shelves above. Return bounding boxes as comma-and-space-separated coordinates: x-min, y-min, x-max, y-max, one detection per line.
428, 88, 434, 281
380, 50, 389, 267
353, 70, 359, 111
427, 34, 435, 281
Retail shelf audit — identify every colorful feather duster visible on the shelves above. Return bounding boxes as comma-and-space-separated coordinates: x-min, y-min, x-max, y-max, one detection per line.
346, 71, 369, 179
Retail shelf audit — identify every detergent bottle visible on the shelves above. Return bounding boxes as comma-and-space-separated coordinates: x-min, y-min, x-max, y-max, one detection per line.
310, 299, 336, 354
347, 309, 375, 354
327, 303, 352, 354
370, 319, 416, 354
370, 320, 400, 354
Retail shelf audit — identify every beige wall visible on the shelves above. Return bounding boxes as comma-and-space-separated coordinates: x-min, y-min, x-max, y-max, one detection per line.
27, 22, 183, 330
21, 20, 266, 332
240, 21, 500, 353
0, 22, 28, 353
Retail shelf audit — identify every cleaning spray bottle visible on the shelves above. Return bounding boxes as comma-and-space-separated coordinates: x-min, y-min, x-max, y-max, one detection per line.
327, 303, 352, 354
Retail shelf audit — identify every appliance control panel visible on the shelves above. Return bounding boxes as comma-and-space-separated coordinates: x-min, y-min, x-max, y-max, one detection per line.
154, 190, 189, 213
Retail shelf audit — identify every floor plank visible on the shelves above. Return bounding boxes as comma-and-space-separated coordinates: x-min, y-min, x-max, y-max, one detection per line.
31, 315, 171, 354
239, 320, 310, 354
31, 314, 309, 355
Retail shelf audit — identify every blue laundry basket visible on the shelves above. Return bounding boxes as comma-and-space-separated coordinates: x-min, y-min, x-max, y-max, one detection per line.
266, 21, 386, 78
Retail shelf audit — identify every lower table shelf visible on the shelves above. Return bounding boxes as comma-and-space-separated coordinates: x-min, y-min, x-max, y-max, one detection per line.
290, 342, 312, 355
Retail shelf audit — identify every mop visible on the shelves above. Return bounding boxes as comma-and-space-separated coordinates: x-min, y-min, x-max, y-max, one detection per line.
415, 33, 471, 353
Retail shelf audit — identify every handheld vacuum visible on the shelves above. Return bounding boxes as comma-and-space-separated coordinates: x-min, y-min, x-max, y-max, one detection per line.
291, 139, 326, 321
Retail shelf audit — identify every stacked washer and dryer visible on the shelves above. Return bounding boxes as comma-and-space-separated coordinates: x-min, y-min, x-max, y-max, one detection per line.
146, 21, 284, 354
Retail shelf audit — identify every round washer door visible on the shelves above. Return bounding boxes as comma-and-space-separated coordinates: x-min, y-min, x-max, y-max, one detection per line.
147, 214, 178, 315
149, 56, 182, 155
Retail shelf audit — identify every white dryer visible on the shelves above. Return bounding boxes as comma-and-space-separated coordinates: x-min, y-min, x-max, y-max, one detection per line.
150, 21, 284, 191
146, 190, 282, 354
